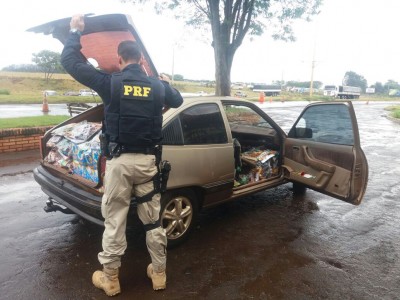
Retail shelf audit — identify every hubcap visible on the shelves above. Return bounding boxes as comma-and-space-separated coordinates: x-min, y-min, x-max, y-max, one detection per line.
161, 196, 193, 240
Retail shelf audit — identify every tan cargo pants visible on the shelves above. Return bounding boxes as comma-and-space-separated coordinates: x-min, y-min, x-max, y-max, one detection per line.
98, 153, 167, 273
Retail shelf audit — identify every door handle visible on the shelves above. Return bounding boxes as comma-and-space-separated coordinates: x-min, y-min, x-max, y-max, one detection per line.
302, 146, 336, 173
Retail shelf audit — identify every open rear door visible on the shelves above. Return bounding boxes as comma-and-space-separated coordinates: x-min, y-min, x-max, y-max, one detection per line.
283, 101, 368, 205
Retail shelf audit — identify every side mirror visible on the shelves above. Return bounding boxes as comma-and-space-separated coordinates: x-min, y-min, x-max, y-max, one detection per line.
288, 127, 313, 138
295, 127, 313, 138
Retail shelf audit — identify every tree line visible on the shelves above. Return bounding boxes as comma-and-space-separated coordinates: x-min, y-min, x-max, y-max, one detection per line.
2, 50, 65, 82
2, 50, 398, 94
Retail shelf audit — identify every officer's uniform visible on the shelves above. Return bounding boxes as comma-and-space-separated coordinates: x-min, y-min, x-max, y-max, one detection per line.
61, 32, 183, 274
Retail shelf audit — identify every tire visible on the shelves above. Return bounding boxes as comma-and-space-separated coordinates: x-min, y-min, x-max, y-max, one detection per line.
160, 189, 199, 248
292, 182, 307, 195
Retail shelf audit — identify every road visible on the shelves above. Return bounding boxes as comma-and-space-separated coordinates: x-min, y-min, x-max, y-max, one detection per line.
0, 103, 71, 118
0, 100, 399, 299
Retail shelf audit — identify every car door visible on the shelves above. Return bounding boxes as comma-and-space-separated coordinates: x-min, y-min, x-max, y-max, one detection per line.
161, 101, 235, 202
283, 101, 368, 205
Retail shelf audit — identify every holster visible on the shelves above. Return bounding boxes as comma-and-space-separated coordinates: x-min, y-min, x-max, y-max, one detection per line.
108, 142, 121, 158
154, 145, 171, 193
134, 146, 171, 204
159, 160, 171, 193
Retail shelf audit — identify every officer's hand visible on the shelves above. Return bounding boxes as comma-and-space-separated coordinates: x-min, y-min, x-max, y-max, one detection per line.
70, 14, 85, 32
159, 73, 171, 83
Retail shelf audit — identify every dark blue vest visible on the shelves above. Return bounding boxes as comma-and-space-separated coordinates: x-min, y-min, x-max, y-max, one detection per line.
105, 64, 164, 147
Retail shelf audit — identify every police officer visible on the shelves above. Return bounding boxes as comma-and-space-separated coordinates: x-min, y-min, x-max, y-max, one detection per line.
61, 14, 183, 297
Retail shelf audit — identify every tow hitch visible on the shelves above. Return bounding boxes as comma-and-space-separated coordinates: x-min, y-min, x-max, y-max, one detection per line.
44, 198, 74, 214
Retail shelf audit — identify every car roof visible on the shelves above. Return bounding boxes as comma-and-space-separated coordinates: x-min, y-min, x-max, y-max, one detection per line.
162, 96, 254, 119
27, 14, 157, 76
177, 96, 253, 106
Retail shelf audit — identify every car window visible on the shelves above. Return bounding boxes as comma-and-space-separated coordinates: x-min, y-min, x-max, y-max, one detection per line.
162, 118, 184, 145
288, 103, 354, 145
223, 104, 274, 129
178, 103, 228, 145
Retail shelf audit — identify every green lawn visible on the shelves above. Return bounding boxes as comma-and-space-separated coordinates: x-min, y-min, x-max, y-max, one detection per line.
0, 115, 70, 129
2, 71, 400, 123
2, 71, 400, 104
385, 105, 400, 118
393, 110, 400, 118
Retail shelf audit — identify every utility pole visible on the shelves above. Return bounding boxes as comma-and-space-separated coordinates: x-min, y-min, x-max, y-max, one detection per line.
309, 40, 317, 97
309, 59, 315, 97
171, 45, 175, 84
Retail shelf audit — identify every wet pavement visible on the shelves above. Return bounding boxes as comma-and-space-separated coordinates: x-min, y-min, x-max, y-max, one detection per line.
0, 102, 100, 118
0, 149, 41, 176
1, 100, 400, 299
0, 103, 71, 118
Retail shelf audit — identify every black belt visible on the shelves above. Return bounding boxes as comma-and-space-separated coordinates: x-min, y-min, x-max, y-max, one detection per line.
120, 145, 156, 155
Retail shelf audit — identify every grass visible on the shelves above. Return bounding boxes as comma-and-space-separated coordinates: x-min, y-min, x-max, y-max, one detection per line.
1, 70, 400, 111
384, 105, 400, 118
0, 71, 90, 104
0, 115, 70, 129
393, 110, 400, 118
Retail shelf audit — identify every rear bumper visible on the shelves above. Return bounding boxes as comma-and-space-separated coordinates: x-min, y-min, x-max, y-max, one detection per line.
34, 165, 104, 225
33, 165, 137, 226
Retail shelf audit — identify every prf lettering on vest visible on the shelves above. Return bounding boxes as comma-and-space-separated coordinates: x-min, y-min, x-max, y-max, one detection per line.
123, 85, 151, 97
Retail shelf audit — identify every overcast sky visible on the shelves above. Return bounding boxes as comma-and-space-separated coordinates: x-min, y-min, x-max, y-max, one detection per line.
0, 0, 399, 87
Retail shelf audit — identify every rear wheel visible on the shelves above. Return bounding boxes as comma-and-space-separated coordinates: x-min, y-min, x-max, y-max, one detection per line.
160, 189, 199, 248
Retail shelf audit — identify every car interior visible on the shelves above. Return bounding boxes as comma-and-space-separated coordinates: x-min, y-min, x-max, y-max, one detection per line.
222, 103, 282, 188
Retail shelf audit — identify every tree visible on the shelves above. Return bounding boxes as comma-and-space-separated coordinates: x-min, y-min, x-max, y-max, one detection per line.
384, 80, 400, 93
2, 64, 41, 72
32, 50, 63, 82
173, 74, 185, 81
121, 0, 322, 96
371, 82, 384, 94
342, 71, 367, 91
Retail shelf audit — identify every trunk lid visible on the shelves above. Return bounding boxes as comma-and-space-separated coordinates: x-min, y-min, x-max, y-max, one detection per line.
27, 14, 158, 75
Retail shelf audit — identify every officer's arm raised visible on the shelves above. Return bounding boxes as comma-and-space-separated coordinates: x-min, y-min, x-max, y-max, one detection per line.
61, 15, 111, 101
161, 81, 183, 108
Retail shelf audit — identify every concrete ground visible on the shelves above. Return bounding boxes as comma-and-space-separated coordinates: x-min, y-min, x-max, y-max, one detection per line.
0, 149, 41, 176
1, 102, 400, 299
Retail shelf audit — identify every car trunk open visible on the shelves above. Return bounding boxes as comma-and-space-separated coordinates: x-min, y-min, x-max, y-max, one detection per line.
30, 13, 159, 192
40, 105, 105, 191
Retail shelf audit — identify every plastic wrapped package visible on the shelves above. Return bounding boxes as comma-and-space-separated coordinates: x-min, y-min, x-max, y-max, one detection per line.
235, 148, 279, 187
71, 161, 99, 183
70, 135, 100, 168
46, 135, 64, 148
45, 121, 102, 184
69, 134, 101, 183
51, 121, 102, 143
